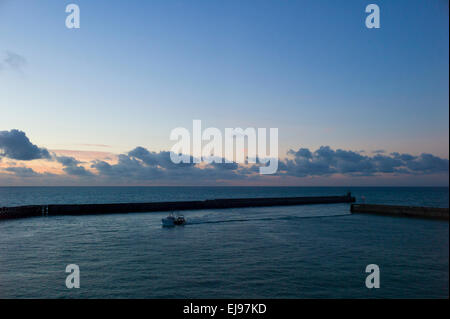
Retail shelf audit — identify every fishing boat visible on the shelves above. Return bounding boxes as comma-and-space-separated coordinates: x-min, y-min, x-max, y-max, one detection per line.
162, 212, 186, 227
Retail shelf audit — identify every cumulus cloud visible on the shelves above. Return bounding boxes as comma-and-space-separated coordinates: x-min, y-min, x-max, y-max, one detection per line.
0, 131, 448, 185
0, 130, 50, 160
4, 166, 40, 178
392, 152, 449, 174
55, 155, 94, 177
284, 146, 449, 177
127, 147, 195, 169
86, 146, 449, 183
92, 154, 165, 181
91, 147, 242, 182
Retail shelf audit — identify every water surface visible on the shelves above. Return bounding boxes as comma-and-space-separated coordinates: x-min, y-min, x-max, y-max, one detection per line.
0, 187, 448, 298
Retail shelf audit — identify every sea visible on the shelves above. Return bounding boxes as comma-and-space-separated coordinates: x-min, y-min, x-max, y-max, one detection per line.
0, 187, 448, 298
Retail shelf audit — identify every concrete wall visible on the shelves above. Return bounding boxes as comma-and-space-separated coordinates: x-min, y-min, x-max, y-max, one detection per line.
0, 194, 355, 221
351, 204, 449, 221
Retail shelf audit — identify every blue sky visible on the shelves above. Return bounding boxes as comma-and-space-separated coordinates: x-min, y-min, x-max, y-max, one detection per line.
0, 0, 448, 186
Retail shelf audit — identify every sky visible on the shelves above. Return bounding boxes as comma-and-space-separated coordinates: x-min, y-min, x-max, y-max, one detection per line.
0, 0, 449, 186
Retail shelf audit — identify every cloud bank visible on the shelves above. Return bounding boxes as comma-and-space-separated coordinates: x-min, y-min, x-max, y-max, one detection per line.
0, 130, 448, 185
285, 146, 449, 177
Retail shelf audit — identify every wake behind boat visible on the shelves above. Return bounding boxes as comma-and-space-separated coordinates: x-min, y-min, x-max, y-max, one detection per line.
162, 212, 186, 227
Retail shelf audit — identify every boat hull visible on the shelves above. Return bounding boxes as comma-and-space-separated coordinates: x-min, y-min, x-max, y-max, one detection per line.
161, 218, 175, 227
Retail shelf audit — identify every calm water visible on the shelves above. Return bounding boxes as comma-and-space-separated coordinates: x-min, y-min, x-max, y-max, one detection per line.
0, 187, 448, 298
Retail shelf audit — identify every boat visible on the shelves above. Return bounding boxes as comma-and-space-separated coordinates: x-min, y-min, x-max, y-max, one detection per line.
162, 212, 186, 227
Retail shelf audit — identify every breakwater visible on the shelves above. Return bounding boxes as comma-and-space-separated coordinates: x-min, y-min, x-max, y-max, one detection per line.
351, 204, 449, 221
0, 193, 355, 221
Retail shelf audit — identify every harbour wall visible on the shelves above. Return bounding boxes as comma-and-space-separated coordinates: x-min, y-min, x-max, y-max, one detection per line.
351, 204, 449, 221
4, 195, 447, 222
0, 194, 355, 221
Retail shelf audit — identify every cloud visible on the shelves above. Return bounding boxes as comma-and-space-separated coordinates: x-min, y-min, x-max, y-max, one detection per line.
55, 155, 94, 177
88, 146, 449, 184
51, 149, 117, 162
0, 130, 50, 160
127, 147, 197, 169
0, 51, 27, 72
92, 154, 165, 181
4, 166, 40, 178
78, 144, 111, 148
91, 148, 242, 183
391, 152, 449, 174
284, 146, 449, 177
86, 146, 264, 185
0, 132, 448, 185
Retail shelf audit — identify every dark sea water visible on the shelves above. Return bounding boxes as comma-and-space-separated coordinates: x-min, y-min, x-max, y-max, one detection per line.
0, 187, 448, 298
